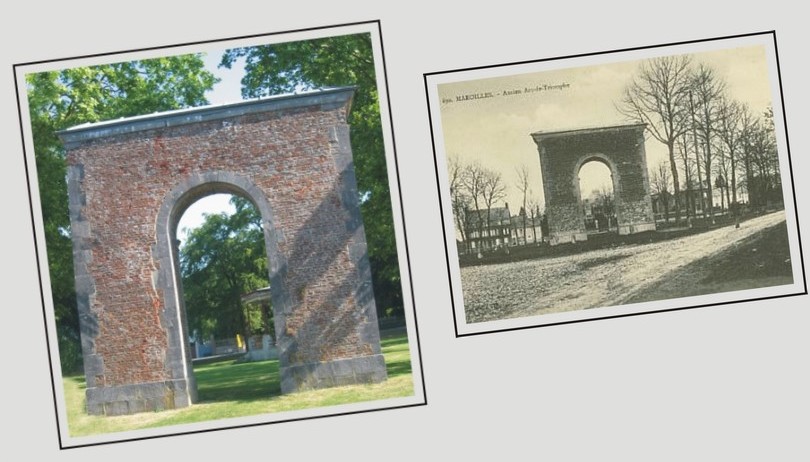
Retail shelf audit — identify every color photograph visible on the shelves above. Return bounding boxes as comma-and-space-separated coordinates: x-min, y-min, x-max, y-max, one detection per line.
15, 21, 424, 448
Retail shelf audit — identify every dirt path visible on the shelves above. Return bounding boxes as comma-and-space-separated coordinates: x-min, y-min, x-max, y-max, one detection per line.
460, 211, 790, 323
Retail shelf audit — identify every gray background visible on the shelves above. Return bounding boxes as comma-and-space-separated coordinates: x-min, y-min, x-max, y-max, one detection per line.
2, 0, 808, 459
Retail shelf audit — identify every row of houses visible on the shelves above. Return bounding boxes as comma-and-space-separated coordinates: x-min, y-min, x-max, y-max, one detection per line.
459, 203, 545, 254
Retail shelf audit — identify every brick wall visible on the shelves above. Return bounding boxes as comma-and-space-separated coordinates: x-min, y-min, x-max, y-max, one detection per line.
61, 89, 386, 415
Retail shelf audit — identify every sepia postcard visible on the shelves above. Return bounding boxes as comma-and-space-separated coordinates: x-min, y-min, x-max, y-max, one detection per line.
425, 31, 805, 336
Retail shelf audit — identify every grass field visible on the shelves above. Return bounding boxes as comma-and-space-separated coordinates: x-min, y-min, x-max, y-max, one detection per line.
63, 334, 414, 438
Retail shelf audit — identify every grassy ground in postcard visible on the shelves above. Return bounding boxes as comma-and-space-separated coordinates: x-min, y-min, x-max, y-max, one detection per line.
64, 333, 413, 437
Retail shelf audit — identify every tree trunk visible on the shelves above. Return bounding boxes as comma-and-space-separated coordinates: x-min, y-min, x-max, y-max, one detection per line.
730, 149, 738, 205
667, 141, 681, 223
704, 146, 714, 224
680, 134, 694, 219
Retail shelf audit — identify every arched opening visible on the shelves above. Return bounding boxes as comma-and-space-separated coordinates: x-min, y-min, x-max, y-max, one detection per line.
156, 172, 289, 408
577, 158, 617, 234
174, 192, 278, 403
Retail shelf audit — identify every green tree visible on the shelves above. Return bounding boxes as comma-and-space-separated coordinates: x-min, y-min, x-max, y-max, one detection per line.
27, 55, 218, 373
221, 33, 404, 319
179, 196, 269, 343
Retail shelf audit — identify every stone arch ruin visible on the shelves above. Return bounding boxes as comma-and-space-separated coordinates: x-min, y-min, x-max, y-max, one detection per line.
59, 87, 387, 415
531, 124, 656, 245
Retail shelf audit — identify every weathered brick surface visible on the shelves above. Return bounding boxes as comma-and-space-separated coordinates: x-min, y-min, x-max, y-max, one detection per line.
532, 124, 655, 244
60, 89, 386, 415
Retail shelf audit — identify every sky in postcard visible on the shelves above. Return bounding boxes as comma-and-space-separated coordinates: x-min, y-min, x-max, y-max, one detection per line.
437, 45, 773, 213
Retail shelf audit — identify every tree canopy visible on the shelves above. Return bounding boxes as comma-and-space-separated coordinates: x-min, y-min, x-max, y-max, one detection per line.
179, 196, 270, 342
221, 33, 404, 319
27, 55, 218, 372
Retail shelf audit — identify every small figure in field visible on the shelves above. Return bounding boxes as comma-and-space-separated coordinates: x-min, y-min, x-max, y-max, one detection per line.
731, 201, 741, 229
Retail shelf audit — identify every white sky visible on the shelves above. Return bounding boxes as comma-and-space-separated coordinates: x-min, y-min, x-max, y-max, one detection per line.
175, 51, 246, 243
437, 45, 774, 214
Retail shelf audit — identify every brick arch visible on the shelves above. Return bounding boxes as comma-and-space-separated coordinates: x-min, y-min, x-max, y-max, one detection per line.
153, 172, 291, 409
532, 124, 656, 245
59, 88, 387, 415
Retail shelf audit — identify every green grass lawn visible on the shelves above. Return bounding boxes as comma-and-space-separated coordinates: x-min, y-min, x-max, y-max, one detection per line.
63, 334, 414, 437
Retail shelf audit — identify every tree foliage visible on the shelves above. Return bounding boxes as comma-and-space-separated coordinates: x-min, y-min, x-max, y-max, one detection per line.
220, 34, 404, 319
179, 196, 270, 342
27, 55, 218, 373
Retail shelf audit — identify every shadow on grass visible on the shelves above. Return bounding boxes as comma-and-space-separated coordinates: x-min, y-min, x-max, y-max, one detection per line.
192, 334, 411, 404
194, 359, 281, 403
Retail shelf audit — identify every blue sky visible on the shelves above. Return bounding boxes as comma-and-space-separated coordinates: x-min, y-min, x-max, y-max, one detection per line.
176, 51, 247, 243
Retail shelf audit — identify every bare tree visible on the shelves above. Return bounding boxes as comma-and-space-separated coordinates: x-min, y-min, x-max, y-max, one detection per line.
738, 105, 757, 206
744, 107, 781, 208
650, 159, 672, 223
716, 96, 744, 207
515, 165, 531, 245
688, 89, 706, 217
690, 63, 726, 223
675, 131, 696, 217
460, 161, 486, 251
527, 196, 543, 243
481, 168, 507, 248
448, 155, 471, 252
619, 55, 693, 223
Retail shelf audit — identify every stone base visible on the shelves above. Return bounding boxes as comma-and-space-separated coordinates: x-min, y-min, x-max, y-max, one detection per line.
85, 379, 192, 416
617, 222, 657, 235
280, 354, 388, 394
244, 346, 279, 362
549, 231, 589, 246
